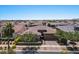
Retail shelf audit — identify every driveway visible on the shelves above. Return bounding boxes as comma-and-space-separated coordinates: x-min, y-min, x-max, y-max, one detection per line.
44, 41, 59, 45
37, 40, 62, 52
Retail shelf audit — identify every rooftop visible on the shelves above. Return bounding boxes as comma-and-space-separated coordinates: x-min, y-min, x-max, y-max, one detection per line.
21, 26, 56, 35
56, 24, 79, 32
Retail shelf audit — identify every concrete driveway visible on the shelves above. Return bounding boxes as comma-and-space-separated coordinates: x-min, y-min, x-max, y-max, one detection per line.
37, 40, 62, 52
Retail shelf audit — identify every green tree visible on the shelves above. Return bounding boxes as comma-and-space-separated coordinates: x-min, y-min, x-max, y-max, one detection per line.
70, 31, 79, 41
2, 22, 14, 37
56, 30, 73, 45
56, 30, 65, 40
56, 29, 79, 47
2, 22, 14, 53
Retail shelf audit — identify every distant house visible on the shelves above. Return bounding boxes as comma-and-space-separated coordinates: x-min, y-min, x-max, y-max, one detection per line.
48, 22, 68, 28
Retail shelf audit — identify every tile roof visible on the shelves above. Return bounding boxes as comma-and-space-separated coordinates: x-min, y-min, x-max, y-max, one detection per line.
56, 24, 79, 32
21, 26, 56, 35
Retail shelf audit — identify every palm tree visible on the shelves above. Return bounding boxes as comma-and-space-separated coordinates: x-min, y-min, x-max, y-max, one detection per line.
2, 22, 14, 53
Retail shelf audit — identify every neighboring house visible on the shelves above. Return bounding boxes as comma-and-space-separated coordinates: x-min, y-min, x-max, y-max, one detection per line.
49, 22, 68, 27
13, 22, 26, 35
56, 24, 79, 32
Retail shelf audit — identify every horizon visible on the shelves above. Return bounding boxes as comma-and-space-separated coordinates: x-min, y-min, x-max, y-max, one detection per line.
0, 5, 79, 20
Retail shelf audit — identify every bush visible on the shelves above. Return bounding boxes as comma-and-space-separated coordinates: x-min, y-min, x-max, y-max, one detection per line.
12, 44, 16, 49
24, 33, 38, 42
15, 36, 22, 43
15, 33, 39, 42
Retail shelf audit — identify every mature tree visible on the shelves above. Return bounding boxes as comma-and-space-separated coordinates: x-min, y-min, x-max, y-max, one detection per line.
2, 22, 14, 53
2, 22, 14, 37
70, 31, 79, 41
56, 30, 65, 40
56, 29, 79, 49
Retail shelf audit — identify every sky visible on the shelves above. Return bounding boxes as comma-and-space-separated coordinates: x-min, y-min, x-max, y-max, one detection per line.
0, 5, 79, 20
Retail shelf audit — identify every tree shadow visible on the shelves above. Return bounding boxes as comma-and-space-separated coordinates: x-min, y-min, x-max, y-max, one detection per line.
66, 45, 79, 54
22, 46, 40, 54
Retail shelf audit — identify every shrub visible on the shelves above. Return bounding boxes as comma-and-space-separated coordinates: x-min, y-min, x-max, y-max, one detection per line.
23, 33, 38, 42
15, 36, 22, 43
12, 44, 16, 49
16, 33, 38, 42
56, 29, 79, 45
